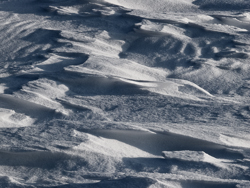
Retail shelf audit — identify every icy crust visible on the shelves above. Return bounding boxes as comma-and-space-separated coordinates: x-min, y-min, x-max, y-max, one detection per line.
0, 0, 249, 187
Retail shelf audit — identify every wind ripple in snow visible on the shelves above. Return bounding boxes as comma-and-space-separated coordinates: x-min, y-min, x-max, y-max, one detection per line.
0, 0, 249, 187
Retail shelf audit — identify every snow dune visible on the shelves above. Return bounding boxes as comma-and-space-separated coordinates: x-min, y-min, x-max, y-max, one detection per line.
0, 0, 249, 187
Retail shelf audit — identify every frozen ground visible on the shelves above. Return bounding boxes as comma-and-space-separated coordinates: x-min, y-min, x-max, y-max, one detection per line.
0, 0, 249, 187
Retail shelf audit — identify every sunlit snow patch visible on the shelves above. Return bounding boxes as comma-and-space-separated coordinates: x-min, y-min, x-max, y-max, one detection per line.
73, 132, 155, 158
163, 150, 230, 169
65, 55, 168, 81
14, 78, 70, 115
103, 0, 196, 12
0, 108, 34, 128
220, 134, 250, 148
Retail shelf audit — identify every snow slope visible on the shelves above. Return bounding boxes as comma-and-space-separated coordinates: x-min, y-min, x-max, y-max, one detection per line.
0, 0, 249, 187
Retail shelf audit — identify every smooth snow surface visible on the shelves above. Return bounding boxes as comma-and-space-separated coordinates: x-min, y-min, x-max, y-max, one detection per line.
0, 0, 249, 187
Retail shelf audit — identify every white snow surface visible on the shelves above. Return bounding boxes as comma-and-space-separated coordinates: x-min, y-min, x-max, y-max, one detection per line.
0, 0, 249, 187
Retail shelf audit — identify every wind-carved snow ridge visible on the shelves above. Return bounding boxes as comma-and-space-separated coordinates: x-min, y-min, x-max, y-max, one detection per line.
0, 0, 249, 187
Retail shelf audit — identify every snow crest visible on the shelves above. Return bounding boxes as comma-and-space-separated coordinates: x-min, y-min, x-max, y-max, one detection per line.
0, 0, 249, 187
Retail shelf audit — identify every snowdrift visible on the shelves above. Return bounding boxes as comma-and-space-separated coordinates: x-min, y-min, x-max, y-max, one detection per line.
0, 0, 249, 187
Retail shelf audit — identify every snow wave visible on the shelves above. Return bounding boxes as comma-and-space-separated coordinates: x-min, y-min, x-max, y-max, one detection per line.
0, 0, 249, 187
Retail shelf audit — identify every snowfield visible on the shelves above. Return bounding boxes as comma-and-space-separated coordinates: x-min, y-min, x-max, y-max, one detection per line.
0, 0, 249, 187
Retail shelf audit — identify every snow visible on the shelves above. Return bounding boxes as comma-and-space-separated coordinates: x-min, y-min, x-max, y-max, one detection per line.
0, 0, 249, 187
